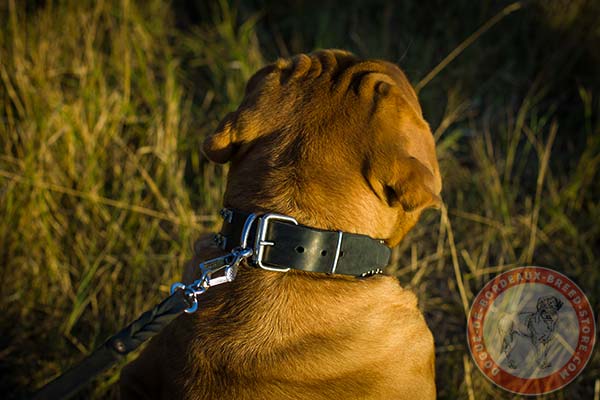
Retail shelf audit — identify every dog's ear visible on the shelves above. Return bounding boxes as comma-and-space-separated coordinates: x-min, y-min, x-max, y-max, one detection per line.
203, 65, 282, 164
367, 155, 441, 213
203, 109, 270, 163
363, 71, 442, 214
391, 156, 442, 212
555, 298, 564, 311
202, 112, 239, 164
203, 105, 274, 164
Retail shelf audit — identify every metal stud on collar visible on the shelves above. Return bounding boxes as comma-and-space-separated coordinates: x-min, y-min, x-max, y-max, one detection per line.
359, 268, 384, 278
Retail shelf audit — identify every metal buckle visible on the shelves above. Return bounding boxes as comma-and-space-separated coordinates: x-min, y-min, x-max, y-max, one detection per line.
253, 213, 298, 272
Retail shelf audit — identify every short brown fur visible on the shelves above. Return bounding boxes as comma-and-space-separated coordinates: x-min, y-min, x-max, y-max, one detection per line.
121, 49, 441, 399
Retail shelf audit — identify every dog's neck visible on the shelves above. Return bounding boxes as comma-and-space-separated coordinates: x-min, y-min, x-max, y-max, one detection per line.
215, 208, 390, 278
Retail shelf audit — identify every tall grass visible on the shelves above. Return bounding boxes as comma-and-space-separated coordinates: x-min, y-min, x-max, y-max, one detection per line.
0, 0, 203, 396
1, 0, 599, 399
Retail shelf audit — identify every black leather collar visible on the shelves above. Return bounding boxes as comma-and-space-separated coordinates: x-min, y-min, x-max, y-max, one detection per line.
214, 209, 391, 277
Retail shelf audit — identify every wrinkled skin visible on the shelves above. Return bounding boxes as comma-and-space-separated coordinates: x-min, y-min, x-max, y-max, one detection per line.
121, 50, 441, 400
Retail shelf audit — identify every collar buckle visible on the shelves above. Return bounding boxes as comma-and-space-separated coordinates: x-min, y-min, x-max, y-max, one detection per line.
253, 213, 298, 272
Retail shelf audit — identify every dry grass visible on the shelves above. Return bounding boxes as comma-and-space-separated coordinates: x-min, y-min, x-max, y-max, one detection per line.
0, 0, 207, 395
1, 0, 599, 398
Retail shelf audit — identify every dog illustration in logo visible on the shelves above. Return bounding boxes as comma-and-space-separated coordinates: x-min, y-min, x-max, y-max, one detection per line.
498, 296, 564, 369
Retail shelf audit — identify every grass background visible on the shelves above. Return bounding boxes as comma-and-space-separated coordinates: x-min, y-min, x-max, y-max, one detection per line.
1, 0, 599, 398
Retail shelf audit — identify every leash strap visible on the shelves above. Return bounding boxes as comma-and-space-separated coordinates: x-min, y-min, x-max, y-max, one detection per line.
33, 290, 192, 400
218, 209, 391, 276
33, 225, 251, 400
33, 210, 390, 399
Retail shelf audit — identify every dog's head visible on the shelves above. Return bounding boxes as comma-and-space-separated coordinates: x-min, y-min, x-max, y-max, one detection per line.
204, 50, 441, 246
536, 296, 563, 322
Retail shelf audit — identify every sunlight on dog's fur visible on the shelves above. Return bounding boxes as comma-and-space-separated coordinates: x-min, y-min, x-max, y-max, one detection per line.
120, 49, 441, 399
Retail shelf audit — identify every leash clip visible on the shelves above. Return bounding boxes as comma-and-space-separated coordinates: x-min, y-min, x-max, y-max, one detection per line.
199, 247, 252, 287
170, 214, 258, 313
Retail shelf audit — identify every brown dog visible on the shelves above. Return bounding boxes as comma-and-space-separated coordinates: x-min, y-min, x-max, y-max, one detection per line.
120, 49, 441, 399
